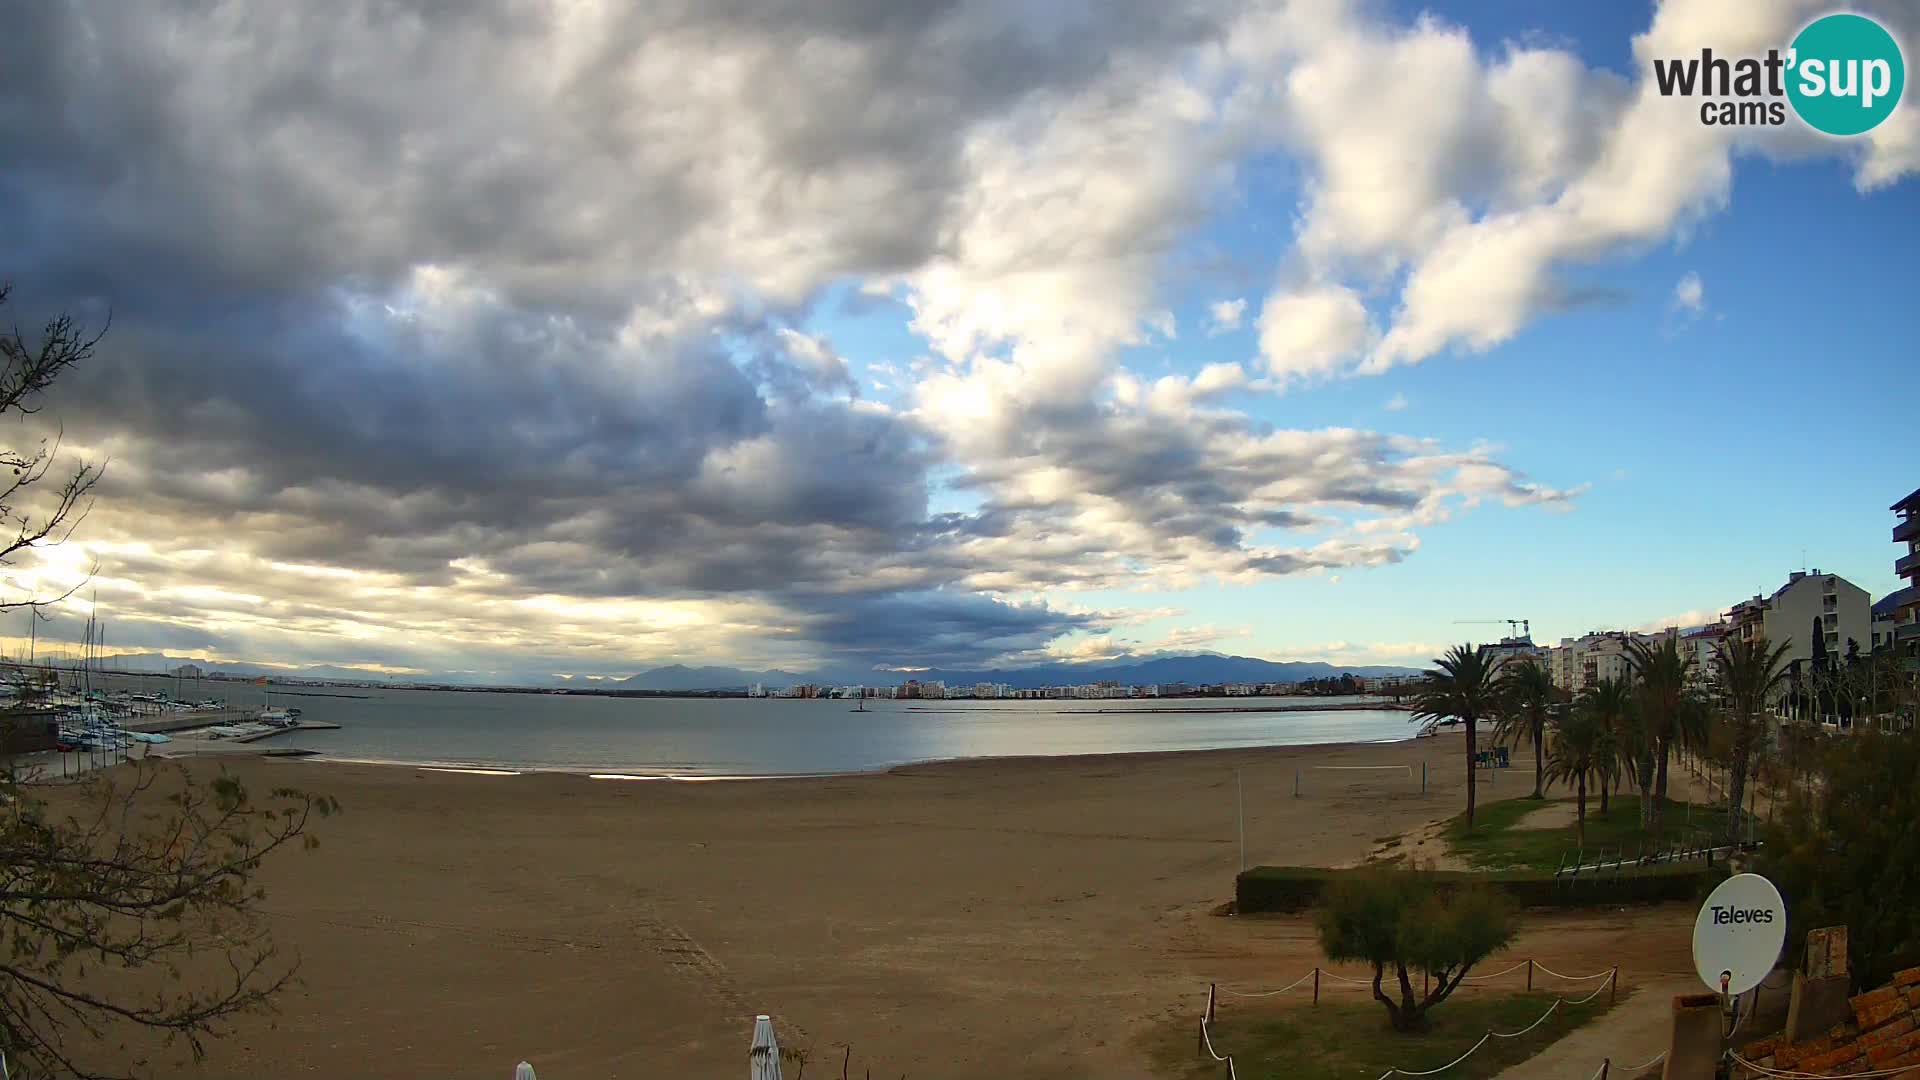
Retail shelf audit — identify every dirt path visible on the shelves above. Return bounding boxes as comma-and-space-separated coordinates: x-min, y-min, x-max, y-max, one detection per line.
1487, 978, 1693, 1080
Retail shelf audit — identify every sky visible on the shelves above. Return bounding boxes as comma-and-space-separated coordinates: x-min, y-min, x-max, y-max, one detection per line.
0, 0, 1915, 682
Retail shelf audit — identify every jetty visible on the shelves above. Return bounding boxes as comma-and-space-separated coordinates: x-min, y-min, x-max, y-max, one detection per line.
121, 709, 254, 735
235, 720, 341, 743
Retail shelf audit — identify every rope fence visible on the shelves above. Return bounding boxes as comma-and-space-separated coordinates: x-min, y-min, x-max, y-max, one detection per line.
1198, 983, 1238, 1080
1618, 1050, 1666, 1073
1730, 1054, 1920, 1079
1217, 959, 1620, 1001
1200, 964, 1628, 1080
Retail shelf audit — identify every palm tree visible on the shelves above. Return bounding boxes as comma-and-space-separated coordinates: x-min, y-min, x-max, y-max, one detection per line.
1624, 637, 1706, 837
1542, 697, 1613, 849
1412, 644, 1500, 828
1577, 677, 1634, 817
1710, 635, 1793, 846
1493, 658, 1557, 800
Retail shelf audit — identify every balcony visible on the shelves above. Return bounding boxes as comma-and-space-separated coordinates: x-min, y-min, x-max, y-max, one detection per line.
1896, 515, 1920, 545
1898, 550, 1920, 579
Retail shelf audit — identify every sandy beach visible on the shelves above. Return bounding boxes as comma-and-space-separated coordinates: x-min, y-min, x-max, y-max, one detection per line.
77, 733, 1700, 1079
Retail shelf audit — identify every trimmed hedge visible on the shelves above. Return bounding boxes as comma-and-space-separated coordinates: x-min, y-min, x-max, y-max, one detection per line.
1236, 861, 1717, 914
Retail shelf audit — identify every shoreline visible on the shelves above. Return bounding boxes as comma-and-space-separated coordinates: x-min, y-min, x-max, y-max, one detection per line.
160, 729, 1425, 781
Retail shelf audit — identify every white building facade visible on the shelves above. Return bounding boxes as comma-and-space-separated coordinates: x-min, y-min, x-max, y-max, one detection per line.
1726, 569, 1872, 666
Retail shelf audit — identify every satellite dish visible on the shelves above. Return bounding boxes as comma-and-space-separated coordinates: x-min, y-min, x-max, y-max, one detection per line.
1692, 873, 1786, 996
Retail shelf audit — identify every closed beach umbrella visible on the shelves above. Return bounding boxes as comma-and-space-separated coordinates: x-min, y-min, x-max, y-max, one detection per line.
513, 1062, 536, 1080
749, 1014, 783, 1080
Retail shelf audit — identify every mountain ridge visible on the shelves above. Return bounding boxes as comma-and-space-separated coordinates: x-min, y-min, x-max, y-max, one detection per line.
58, 650, 1424, 690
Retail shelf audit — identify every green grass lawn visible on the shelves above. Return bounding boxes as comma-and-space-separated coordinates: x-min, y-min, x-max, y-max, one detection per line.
1146, 991, 1615, 1080
1444, 794, 1732, 872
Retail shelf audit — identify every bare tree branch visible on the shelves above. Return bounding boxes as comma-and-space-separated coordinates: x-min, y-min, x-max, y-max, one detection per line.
0, 286, 332, 1078
0, 285, 104, 615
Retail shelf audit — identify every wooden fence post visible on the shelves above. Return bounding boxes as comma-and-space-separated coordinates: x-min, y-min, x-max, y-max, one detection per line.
1527, 959, 1534, 991
1313, 968, 1320, 1005
1610, 967, 1619, 1005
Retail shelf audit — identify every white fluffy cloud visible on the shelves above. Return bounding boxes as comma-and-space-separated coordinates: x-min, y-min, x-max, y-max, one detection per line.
1258, 285, 1374, 379
1236, 0, 1918, 376
1208, 297, 1248, 333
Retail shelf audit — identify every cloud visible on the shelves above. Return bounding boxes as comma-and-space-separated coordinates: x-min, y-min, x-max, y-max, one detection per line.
32, 0, 1913, 674
1231, 0, 1917, 378
1629, 609, 1724, 634
1207, 297, 1247, 333
1384, 393, 1409, 412
1672, 272, 1705, 313
1666, 270, 1710, 334
1258, 284, 1374, 380
1304, 639, 1452, 666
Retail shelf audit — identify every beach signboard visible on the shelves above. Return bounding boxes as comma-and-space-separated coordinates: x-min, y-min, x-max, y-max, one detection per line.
1691, 872, 1786, 996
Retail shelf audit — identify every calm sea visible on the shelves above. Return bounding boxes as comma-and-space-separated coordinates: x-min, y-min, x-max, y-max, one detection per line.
98, 675, 1415, 776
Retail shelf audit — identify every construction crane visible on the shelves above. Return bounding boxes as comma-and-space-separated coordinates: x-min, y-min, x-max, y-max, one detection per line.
1452, 618, 1532, 639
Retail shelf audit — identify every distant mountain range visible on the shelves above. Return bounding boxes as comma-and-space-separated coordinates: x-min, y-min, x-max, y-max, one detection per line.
55, 650, 1421, 691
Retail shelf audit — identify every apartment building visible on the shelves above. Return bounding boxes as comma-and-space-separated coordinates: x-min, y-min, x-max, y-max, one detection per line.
1893, 487, 1920, 656
1548, 631, 1638, 692
1726, 569, 1872, 666
1872, 593, 1903, 653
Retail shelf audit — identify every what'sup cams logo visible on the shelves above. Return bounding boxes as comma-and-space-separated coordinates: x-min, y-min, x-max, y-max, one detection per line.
1654, 12, 1905, 135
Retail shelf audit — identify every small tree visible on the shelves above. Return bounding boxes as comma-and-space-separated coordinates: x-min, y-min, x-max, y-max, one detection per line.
1315, 869, 1517, 1032
1809, 616, 1829, 723
1763, 727, 1920, 989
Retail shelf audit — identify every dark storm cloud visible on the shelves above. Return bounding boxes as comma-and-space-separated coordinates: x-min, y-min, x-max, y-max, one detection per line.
0, 0, 1221, 309
0, 0, 1579, 674
792, 591, 1100, 670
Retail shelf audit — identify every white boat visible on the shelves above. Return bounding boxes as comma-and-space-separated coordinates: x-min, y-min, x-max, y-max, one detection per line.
257, 707, 300, 727
126, 731, 171, 744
